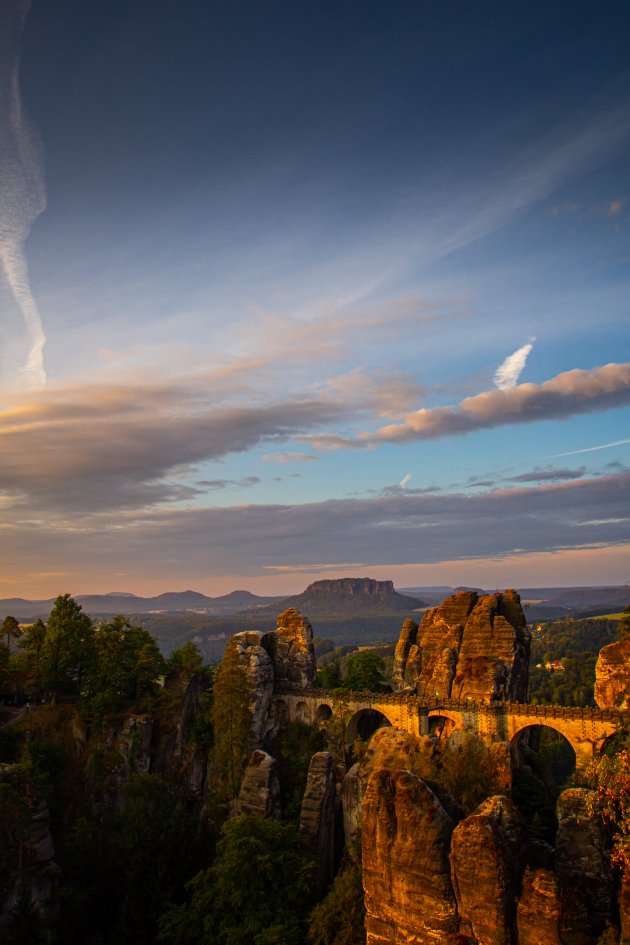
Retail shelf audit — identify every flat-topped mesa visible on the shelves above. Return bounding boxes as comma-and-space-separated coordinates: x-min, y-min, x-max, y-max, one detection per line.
394, 589, 530, 703
261, 608, 316, 690
594, 635, 630, 709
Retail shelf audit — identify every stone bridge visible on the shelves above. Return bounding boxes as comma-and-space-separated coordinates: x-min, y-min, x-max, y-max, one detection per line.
274, 688, 629, 771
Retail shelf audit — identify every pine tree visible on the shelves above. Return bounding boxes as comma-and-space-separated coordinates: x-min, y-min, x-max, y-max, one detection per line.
1, 616, 21, 656
40, 594, 94, 703
211, 639, 253, 800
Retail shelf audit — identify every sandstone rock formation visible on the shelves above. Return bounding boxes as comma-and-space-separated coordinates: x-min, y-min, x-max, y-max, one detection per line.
230, 630, 275, 744
341, 727, 438, 851
394, 590, 530, 703
391, 618, 418, 689
594, 636, 630, 709
516, 868, 591, 945
261, 608, 316, 689
299, 751, 336, 891
237, 750, 281, 819
362, 769, 460, 945
555, 788, 612, 936
450, 795, 527, 945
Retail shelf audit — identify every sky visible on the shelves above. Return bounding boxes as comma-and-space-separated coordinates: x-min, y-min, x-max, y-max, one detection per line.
0, 0, 629, 598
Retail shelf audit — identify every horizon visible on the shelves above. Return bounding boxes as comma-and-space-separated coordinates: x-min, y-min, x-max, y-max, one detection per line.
1, 1, 629, 596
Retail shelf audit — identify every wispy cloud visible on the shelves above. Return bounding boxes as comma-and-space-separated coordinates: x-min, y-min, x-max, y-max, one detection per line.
0, 1, 47, 389
262, 453, 320, 464
305, 362, 630, 449
507, 466, 586, 483
493, 340, 535, 390
399, 473, 412, 488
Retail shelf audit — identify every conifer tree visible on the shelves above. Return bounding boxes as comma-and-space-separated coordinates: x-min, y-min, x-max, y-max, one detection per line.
211, 639, 253, 800
1, 616, 21, 656
40, 594, 94, 703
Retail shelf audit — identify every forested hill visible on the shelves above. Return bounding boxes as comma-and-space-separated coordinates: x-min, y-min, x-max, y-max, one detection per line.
249, 578, 424, 617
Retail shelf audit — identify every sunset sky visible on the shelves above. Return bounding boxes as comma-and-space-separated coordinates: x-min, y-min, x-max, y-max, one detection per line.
1, 0, 629, 597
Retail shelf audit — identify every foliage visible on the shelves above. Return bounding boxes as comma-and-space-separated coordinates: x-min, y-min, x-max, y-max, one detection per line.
307, 865, 366, 945
211, 639, 253, 799
167, 640, 204, 674
272, 720, 326, 822
342, 652, 386, 693
316, 660, 342, 689
529, 655, 598, 707
436, 733, 498, 814
1, 616, 21, 655
588, 735, 630, 871
618, 606, 630, 641
40, 594, 94, 702
158, 815, 315, 945
530, 617, 617, 663
17, 618, 46, 688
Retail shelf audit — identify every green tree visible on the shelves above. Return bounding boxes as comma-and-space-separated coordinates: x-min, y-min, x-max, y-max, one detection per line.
40, 595, 94, 703
1, 616, 21, 656
342, 652, 385, 693
167, 641, 203, 675
18, 618, 46, 689
316, 660, 342, 689
158, 815, 315, 945
83, 616, 165, 720
307, 865, 366, 945
437, 733, 499, 814
618, 607, 630, 641
211, 639, 253, 800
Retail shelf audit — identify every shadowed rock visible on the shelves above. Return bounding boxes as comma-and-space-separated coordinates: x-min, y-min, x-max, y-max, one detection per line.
299, 751, 336, 891
237, 750, 281, 819
517, 867, 591, 945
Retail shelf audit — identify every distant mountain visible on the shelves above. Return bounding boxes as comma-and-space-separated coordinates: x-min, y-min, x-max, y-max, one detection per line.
248, 578, 425, 617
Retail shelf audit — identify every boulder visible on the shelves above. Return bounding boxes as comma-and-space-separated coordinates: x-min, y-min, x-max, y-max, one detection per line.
555, 788, 613, 935
261, 608, 316, 690
299, 751, 336, 891
516, 867, 591, 945
594, 636, 630, 709
237, 750, 281, 819
362, 768, 460, 944
450, 795, 527, 945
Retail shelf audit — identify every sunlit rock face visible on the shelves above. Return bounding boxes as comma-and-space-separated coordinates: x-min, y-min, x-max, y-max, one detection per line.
362, 768, 460, 945
341, 727, 439, 853
594, 636, 630, 709
555, 788, 613, 937
450, 795, 527, 945
394, 590, 530, 703
261, 608, 316, 689
392, 617, 419, 689
516, 868, 591, 945
237, 750, 281, 819
299, 751, 336, 892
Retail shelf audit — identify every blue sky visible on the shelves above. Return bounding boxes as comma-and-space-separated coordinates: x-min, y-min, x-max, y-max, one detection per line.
0, 0, 629, 596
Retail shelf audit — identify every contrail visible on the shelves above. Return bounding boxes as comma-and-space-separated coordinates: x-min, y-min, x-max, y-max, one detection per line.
0, 0, 46, 389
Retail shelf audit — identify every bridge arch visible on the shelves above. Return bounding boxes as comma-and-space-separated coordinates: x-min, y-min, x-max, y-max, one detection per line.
510, 722, 577, 783
316, 703, 333, 722
295, 700, 310, 723
428, 713, 459, 740
347, 708, 392, 745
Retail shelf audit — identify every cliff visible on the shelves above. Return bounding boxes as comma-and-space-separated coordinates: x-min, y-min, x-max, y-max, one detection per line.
394, 589, 530, 702
260, 578, 424, 617
594, 635, 630, 709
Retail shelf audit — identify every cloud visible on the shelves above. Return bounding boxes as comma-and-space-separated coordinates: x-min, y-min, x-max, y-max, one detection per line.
2, 471, 628, 584
0, 1, 47, 389
261, 453, 320, 464
306, 362, 630, 449
507, 466, 586, 483
399, 473, 412, 488
0, 377, 349, 511
493, 340, 535, 390
197, 477, 261, 490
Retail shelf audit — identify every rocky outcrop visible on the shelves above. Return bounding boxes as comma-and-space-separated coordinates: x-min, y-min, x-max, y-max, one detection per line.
391, 618, 418, 689
594, 636, 630, 709
516, 868, 591, 945
555, 788, 612, 936
450, 795, 527, 945
395, 590, 530, 703
237, 750, 281, 819
341, 727, 438, 851
299, 752, 336, 891
119, 716, 154, 774
362, 769, 460, 945
230, 631, 275, 744
261, 609, 316, 689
